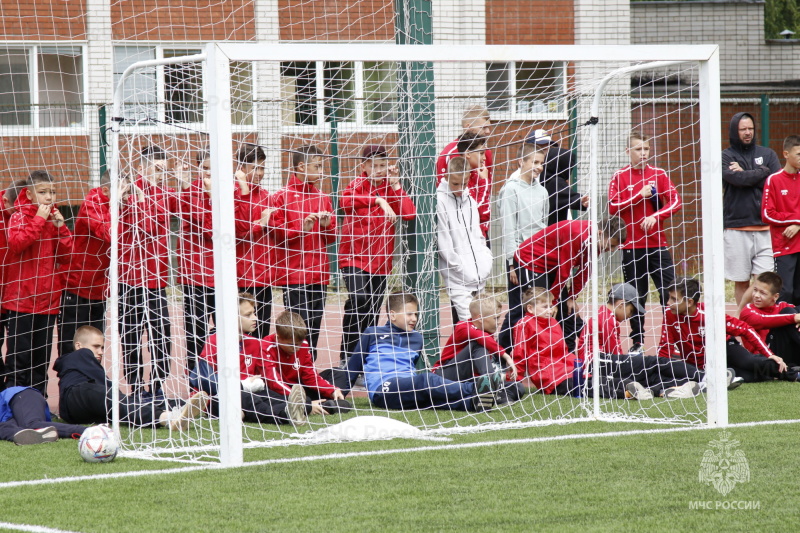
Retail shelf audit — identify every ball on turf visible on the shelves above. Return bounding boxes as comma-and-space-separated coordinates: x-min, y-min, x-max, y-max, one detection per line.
78, 425, 119, 463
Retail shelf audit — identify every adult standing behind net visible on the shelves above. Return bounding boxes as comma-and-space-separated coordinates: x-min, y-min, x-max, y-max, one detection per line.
721, 112, 781, 307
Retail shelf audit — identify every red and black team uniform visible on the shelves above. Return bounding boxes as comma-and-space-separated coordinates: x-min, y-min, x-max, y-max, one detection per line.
3, 191, 73, 393
658, 303, 791, 382
608, 164, 681, 348
234, 180, 274, 338
59, 186, 112, 357
762, 168, 800, 304
511, 313, 575, 395
514, 220, 591, 351
739, 302, 800, 367
269, 175, 336, 359
118, 176, 178, 393
436, 140, 493, 238
176, 178, 215, 369
433, 321, 504, 383
260, 334, 337, 401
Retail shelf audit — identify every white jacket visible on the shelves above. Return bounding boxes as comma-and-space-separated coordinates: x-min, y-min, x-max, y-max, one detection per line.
436, 180, 494, 291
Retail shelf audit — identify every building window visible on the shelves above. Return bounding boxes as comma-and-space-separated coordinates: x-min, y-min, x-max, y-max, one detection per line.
113, 46, 253, 127
280, 61, 397, 127
487, 61, 566, 117
0, 46, 84, 128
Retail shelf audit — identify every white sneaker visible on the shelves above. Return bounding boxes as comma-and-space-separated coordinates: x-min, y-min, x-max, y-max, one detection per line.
624, 381, 653, 401
662, 381, 701, 399
14, 426, 58, 445
287, 385, 308, 427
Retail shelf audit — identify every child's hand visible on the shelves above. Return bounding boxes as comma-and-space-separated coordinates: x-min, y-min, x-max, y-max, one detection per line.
303, 213, 319, 231
310, 399, 329, 416
640, 216, 657, 232
581, 195, 590, 208
769, 354, 787, 373
639, 185, 653, 199
783, 224, 800, 240
202, 177, 212, 196
51, 208, 65, 228
258, 207, 275, 227
317, 211, 332, 228
508, 268, 518, 286
388, 166, 401, 190
35, 203, 52, 220
503, 354, 517, 381
478, 166, 489, 181
174, 160, 192, 189
235, 169, 250, 196
333, 388, 345, 400
376, 198, 397, 224
130, 183, 145, 203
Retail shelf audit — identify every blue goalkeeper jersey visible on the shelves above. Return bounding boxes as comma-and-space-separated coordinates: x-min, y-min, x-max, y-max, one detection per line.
346, 322, 424, 399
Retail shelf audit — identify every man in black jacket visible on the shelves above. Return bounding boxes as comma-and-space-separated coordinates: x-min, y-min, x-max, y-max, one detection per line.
722, 112, 781, 306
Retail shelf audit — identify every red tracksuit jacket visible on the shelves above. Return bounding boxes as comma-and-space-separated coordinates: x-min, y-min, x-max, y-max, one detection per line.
739, 302, 798, 344
0, 191, 12, 303
761, 169, 800, 256
607, 164, 681, 249
436, 139, 493, 237
260, 333, 336, 398
658, 303, 773, 369
177, 178, 215, 288
268, 175, 336, 286
515, 220, 591, 299
65, 187, 112, 301
512, 313, 575, 393
338, 174, 416, 275
3, 191, 73, 315
576, 305, 623, 361
118, 177, 178, 289
434, 320, 504, 369
200, 333, 284, 383
234, 182, 273, 288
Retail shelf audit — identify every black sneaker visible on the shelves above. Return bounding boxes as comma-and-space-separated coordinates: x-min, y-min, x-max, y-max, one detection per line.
14, 427, 58, 445
628, 343, 645, 356
321, 399, 353, 415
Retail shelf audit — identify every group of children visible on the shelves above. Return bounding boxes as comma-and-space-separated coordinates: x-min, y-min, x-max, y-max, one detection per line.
4, 105, 800, 446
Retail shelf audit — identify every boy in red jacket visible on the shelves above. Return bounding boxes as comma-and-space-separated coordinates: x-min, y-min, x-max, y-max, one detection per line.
337, 144, 416, 365
739, 271, 800, 367
58, 171, 127, 357
118, 145, 185, 394
234, 144, 274, 338
261, 311, 350, 416
659, 277, 798, 383
762, 135, 800, 304
269, 144, 336, 359
608, 131, 681, 353
3, 171, 73, 393
511, 287, 575, 395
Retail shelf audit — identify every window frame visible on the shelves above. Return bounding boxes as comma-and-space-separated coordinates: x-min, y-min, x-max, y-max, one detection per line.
0, 42, 88, 136
487, 60, 569, 122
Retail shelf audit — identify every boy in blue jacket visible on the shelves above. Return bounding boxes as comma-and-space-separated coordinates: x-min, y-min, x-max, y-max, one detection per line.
342, 291, 500, 411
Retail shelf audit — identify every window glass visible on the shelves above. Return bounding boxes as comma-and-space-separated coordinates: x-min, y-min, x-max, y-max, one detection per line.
0, 48, 31, 126
38, 46, 83, 127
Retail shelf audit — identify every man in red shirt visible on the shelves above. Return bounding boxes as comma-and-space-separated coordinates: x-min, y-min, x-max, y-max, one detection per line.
337, 144, 416, 365
762, 135, 800, 304
269, 145, 336, 359
608, 131, 681, 353
659, 277, 797, 383
739, 271, 800, 367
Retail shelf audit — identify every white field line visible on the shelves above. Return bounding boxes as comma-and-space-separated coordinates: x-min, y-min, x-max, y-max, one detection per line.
0, 522, 82, 533
1, 418, 799, 490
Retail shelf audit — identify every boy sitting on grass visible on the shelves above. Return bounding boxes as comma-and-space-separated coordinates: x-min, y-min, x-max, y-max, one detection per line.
55, 326, 208, 431
341, 291, 499, 411
191, 292, 307, 426
261, 311, 351, 416
433, 295, 522, 404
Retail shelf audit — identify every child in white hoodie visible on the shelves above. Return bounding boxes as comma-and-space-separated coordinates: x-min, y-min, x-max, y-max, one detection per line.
437, 156, 494, 323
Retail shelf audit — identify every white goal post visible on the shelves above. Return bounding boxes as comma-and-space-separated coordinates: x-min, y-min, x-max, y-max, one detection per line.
108, 43, 724, 466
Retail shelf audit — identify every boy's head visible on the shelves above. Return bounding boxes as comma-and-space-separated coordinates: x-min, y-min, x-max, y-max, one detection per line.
238, 292, 258, 335
361, 144, 389, 180
236, 144, 266, 185
627, 130, 650, 169
386, 291, 419, 332
73, 325, 105, 361
598, 216, 626, 253
456, 132, 487, 171
197, 146, 211, 179
461, 105, 491, 137
274, 311, 308, 355
668, 277, 701, 316
782, 135, 800, 171
139, 145, 168, 184
469, 295, 502, 335
5, 178, 28, 212
751, 271, 782, 309
25, 171, 56, 206
522, 287, 556, 319
607, 283, 645, 322
518, 143, 546, 179
292, 144, 325, 186
446, 156, 470, 197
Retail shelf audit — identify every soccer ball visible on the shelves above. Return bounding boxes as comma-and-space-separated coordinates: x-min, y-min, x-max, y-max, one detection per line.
78, 425, 119, 463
